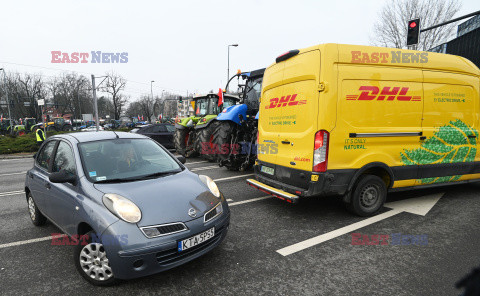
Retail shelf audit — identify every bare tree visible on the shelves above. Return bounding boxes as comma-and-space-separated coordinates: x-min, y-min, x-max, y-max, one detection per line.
102, 72, 127, 120
138, 95, 155, 123
371, 0, 461, 51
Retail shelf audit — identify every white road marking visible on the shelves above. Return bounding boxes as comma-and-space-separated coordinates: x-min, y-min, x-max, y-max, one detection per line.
0, 190, 25, 197
0, 234, 64, 249
0, 171, 27, 177
276, 193, 444, 256
229, 196, 271, 206
214, 174, 254, 182
226, 199, 233, 202
0, 158, 33, 162
190, 165, 219, 172
185, 161, 209, 165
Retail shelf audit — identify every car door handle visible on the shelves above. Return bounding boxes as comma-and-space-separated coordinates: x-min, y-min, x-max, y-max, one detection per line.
45, 183, 51, 190
281, 140, 290, 144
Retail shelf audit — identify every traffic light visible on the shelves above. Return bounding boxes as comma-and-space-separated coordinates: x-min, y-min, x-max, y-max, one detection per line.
407, 19, 420, 46
178, 96, 183, 103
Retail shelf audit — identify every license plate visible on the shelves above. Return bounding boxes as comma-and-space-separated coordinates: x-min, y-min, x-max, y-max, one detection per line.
261, 165, 274, 175
178, 228, 215, 252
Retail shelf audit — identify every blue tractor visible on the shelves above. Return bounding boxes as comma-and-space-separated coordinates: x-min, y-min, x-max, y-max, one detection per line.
209, 68, 265, 171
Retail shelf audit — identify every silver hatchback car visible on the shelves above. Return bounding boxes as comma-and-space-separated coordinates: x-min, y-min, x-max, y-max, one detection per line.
25, 131, 230, 285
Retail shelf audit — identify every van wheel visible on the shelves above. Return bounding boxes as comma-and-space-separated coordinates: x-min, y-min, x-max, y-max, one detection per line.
74, 231, 118, 286
27, 193, 47, 226
347, 175, 386, 217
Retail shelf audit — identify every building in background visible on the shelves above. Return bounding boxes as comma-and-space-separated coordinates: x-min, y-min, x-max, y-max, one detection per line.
177, 98, 194, 118
429, 15, 480, 68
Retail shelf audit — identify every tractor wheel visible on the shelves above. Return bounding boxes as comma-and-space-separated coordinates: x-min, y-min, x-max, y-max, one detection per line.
174, 128, 189, 157
63, 125, 73, 131
196, 122, 219, 162
15, 130, 26, 136
46, 125, 58, 132
212, 121, 239, 170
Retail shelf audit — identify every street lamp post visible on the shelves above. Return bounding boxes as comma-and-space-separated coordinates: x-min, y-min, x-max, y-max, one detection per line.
227, 44, 238, 84
0, 68, 13, 134
151, 80, 155, 123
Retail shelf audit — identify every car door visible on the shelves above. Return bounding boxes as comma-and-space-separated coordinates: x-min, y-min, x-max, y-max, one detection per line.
29, 140, 58, 213
164, 124, 175, 149
47, 140, 80, 235
152, 125, 170, 147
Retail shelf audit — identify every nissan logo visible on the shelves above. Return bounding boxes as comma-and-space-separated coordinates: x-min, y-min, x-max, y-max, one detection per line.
188, 208, 197, 218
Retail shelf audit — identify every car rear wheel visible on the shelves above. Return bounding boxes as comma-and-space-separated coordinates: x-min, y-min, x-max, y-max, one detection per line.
346, 175, 386, 217
27, 193, 46, 226
74, 231, 117, 286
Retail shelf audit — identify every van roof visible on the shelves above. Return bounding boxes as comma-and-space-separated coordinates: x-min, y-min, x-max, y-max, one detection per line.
272, 43, 480, 76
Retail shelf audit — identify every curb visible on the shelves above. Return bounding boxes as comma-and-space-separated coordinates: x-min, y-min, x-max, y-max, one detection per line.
0, 153, 35, 160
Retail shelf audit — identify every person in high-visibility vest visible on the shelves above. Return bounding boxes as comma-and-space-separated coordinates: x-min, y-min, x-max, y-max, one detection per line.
36, 128, 45, 147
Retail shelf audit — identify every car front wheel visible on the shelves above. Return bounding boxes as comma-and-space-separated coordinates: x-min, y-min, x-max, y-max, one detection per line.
74, 231, 117, 286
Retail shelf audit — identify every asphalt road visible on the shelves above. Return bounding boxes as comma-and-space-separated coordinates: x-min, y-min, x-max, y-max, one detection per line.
0, 156, 479, 295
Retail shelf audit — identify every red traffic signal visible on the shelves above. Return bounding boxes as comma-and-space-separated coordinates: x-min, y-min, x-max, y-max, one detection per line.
407, 19, 420, 46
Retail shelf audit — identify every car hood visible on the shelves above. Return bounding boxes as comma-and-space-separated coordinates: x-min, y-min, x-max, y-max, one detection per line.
93, 170, 220, 227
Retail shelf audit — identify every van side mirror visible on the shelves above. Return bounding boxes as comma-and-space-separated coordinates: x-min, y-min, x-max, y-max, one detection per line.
176, 156, 186, 164
49, 170, 76, 185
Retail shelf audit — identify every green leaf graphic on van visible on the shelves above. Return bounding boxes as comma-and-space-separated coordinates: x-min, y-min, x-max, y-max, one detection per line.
400, 119, 478, 184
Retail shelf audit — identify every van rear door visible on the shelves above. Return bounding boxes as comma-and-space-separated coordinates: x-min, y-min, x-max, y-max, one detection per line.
258, 61, 285, 167
273, 49, 320, 172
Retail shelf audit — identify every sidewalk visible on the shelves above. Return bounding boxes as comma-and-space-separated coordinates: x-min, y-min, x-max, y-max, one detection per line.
0, 152, 35, 160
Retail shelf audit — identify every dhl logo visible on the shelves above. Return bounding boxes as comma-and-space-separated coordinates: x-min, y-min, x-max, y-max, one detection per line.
346, 86, 421, 101
265, 94, 307, 109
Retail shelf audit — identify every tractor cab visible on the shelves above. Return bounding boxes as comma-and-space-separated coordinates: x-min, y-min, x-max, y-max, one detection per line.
193, 93, 237, 118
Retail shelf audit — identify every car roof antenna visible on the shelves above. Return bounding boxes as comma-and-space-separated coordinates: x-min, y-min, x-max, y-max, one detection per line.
112, 131, 120, 139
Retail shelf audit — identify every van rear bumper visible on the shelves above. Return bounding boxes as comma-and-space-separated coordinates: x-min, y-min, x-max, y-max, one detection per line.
246, 179, 300, 203
253, 162, 354, 198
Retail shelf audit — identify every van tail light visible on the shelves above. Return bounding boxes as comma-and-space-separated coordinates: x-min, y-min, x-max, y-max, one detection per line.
313, 130, 329, 172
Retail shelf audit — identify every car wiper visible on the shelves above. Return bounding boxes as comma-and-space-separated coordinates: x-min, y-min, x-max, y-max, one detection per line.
94, 177, 140, 184
140, 170, 181, 179
94, 170, 181, 184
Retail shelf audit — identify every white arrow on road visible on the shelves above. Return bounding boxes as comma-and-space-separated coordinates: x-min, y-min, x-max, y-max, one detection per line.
276, 192, 444, 256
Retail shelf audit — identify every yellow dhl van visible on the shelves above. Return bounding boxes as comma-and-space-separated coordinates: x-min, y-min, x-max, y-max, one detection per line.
247, 43, 480, 216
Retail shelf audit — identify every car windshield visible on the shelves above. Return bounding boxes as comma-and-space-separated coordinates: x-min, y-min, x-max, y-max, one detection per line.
78, 138, 182, 183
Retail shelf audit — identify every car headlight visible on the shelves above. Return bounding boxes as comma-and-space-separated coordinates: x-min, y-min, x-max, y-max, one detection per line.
199, 175, 220, 198
102, 193, 142, 223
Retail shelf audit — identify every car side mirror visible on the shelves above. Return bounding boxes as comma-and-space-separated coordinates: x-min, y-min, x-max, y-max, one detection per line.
33, 153, 36, 159
49, 170, 77, 185
176, 155, 186, 164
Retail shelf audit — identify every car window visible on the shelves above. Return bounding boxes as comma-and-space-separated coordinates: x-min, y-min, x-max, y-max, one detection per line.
52, 141, 76, 175
165, 125, 175, 132
36, 140, 57, 171
152, 125, 167, 132
142, 126, 153, 133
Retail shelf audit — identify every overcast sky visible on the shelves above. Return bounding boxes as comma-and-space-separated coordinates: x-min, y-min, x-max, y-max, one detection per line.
0, 0, 478, 99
